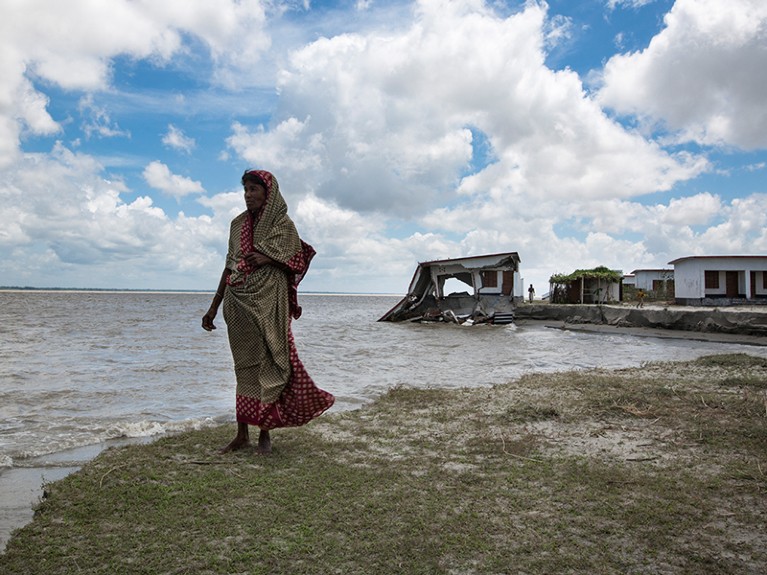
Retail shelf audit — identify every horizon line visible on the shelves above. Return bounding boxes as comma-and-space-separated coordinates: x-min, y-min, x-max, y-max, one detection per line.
0, 286, 401, 296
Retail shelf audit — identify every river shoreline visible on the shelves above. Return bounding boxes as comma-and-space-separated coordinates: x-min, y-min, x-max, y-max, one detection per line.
520, 320, 767, 347
516, 302, 767, 338
2, 303, 766, 553
3, 353, 766, 573
0, 438, 155, 552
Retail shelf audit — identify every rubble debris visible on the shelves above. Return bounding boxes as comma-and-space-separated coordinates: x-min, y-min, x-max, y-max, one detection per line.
379, 252, 523, 325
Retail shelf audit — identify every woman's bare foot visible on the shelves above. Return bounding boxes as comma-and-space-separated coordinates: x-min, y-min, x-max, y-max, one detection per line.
219, 423, 250, 454
257, 429, 272, 455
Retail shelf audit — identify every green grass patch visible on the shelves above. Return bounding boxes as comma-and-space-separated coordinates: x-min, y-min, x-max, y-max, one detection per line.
693, 353, 767, 369
2, 353, 767, 574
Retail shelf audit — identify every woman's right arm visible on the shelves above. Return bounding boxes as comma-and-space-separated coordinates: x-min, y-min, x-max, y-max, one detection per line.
202, 268, 231, 331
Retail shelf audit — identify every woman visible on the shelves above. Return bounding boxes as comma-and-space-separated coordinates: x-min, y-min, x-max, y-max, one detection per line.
202, 169, 334, 454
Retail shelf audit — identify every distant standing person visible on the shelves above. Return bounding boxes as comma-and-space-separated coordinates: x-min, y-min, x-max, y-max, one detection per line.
528, 284, 535, 303
637, 289, 646, 308
202, 169, 334, 454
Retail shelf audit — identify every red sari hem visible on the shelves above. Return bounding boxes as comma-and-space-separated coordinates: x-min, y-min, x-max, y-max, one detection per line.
234, 330, 334, 430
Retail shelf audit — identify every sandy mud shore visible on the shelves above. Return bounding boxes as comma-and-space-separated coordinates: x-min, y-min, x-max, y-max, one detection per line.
516, 302, 767, 339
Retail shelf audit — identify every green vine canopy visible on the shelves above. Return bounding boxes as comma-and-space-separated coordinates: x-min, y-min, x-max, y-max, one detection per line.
549, 266, 623, 285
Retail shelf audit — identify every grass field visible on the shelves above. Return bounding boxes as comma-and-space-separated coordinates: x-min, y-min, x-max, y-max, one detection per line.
2, 353, 766, 574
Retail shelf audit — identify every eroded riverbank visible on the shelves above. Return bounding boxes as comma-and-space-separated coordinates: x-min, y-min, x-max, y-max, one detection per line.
516, 302, 767, 338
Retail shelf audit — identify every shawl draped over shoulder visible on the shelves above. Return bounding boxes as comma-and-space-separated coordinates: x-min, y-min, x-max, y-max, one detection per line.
222, 170, 334, 429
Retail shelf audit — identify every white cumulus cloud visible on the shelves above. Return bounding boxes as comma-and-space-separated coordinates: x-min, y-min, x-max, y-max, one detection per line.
162, 125, 196, 153
597, 0, 767, 149
143, 161, 205, 198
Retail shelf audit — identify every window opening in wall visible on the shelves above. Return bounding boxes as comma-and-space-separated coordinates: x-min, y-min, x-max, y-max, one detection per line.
481, 270, 498, 288
442, 276, 472, 296
704, 270, 719, 289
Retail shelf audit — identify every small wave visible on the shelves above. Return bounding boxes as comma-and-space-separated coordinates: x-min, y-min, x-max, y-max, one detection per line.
107, 417, 219, 440
136, 365, 175, 374
3, 418, 222, 462
109, 421, 165, 438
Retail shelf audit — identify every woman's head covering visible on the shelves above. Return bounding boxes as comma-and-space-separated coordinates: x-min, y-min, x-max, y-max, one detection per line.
241, 169, 287, 231
237, 168, 297, 270
241, 169, 271, 190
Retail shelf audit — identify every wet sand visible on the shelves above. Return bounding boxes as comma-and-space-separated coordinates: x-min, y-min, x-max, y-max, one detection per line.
0, 466, 79, 552
0, 438, 152, 552
526, 320, 767, 347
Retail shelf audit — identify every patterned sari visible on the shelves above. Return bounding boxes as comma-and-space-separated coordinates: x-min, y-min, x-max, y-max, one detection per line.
223, 170, 334, 430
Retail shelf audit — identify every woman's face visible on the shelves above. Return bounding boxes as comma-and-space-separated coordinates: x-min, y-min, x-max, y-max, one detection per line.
244, 182, 267, 212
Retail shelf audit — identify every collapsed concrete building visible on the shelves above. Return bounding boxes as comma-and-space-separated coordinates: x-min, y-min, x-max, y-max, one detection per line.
379, 252, 522, 324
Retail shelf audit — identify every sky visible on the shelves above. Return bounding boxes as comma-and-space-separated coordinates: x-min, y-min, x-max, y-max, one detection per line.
1, 0, 766, 295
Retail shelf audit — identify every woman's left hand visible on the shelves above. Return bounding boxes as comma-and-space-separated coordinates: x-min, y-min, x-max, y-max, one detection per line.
202, 309, 217, 331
